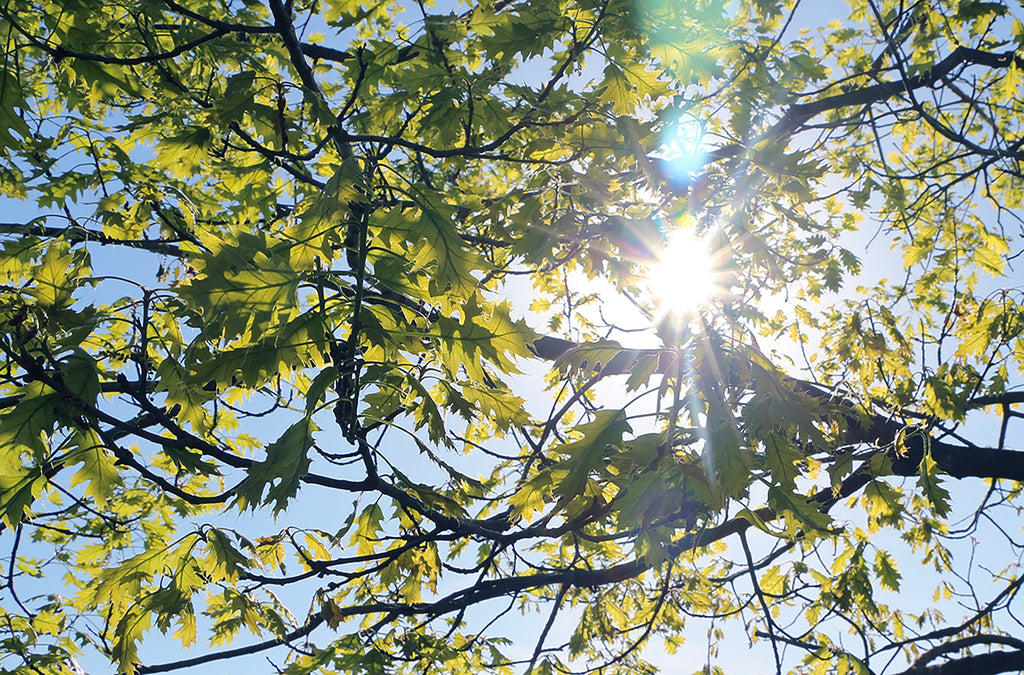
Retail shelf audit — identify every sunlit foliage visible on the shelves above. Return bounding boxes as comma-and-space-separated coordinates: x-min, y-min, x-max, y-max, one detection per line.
2, 0, 1024, 673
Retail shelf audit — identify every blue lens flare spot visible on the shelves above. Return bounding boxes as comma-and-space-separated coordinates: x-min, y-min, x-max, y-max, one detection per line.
656, 116, 708, 189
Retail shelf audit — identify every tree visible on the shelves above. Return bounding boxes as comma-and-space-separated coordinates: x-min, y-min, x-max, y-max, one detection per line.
2, 0, 1024, 672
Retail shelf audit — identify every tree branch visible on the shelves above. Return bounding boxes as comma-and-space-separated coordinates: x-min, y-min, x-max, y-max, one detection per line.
913, 636, 1024, 669
531, 337, 1024, 483
896, 649, 1024, 675
0, 223, 184, 256
136, 616, 325, 673
0, 7, 229, 66
708, 47, 1024, 162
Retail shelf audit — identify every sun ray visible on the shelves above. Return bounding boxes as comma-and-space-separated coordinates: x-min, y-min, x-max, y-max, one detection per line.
646, 229, 717, 316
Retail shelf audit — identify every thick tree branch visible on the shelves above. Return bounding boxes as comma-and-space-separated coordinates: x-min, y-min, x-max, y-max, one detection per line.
162, 0, 278, 34
0, 223, 184, 256
895, 649, 1024, 675
968, 392, 1024, 408
709, 47, 1024, 162
531, 337, 1024, 483
0, 8, 230, 66
127, 454, 881, 673
913, 636, 1024, 669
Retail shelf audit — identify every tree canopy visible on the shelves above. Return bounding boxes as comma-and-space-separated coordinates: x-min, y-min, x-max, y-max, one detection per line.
3, 0, 1024, 673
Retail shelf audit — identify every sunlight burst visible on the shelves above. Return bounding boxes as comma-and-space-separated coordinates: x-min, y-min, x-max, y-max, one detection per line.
646, 229, 717, 316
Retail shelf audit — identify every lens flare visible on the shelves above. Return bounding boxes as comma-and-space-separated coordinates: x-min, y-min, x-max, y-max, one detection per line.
647, 229, 716, 316
655, 116, 707, 189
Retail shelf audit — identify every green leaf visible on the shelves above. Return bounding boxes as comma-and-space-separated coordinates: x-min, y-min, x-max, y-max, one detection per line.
763, 432, 803, 490
736, 507, 781, 537
459, 382, 530, 430
0, 381, 61, 457
350, 502, 385, 556
923, 375, 965, 422
0, 466, 45, 528
189, 313, 327, 391
158, 126, 214, 174
404, 373, 446, 443
374, 188, 485, 305
873, 550, 901, 591
553, 410, 631, 501
508, 471, 553, 522
432, 298, 535, 382
768, 486, 833, 538
178, 233, 301, 340
26, 244, 90, 309
67, 429, 121, 506
234, 418, 317, 514
0, 65, 30, 149
625, 352, 662, 391
305, 366, 339, 414
203, 529, 251, 582
214, 71, 256, 125
154, 357, 217, 436
60, 348, 101, 404
599, 64, 635, 115
862, 481, 902, 529
917, 453, 951, 518
287, 159, 365, 270
552, 339, 628, 375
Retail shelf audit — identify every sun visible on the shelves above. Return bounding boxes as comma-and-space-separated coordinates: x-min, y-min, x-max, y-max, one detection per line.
646, 229, 717, 316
